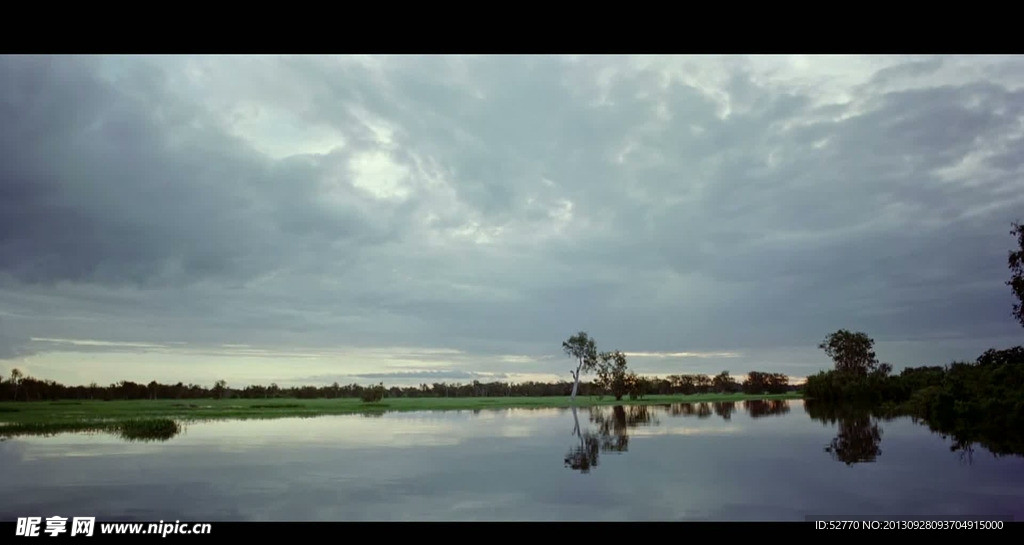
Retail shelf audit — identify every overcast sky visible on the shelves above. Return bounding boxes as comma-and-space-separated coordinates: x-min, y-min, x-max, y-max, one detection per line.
1, 55, 1023, 387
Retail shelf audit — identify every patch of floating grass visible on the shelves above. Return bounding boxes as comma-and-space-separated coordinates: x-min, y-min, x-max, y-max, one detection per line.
0, 421, 112, 437
0, 418, 181, 442
115, 418, 181, 442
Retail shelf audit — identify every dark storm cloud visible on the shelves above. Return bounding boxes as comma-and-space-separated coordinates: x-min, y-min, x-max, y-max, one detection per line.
0, 319, 34, 360
1, 54, 1023, 384
0, 56, 395, 289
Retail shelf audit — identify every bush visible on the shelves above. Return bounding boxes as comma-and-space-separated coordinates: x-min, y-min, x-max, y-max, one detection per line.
361, 383, 385, 403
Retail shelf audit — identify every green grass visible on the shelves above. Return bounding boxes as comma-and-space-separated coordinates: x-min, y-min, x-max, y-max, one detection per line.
0, 418, 181, 442
0, 393, 801, 439
115, 419, 181, 442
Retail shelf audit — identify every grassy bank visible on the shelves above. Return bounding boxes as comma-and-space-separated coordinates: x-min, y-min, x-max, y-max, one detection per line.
0, 393, 801, 438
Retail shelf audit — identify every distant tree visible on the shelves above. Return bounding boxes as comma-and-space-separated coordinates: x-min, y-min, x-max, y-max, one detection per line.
562, 332, 599, 402
361, 382, 385, 402
1009, 221, 1024, 328
596, 350, 631, 400
818, 330, 878, 376
627, 373, 648, 400
712, 371, 740, 393
742, 371, 768, 394
10, 368, 23, 401
212, 380, 227, 399
743, 371, 789, 394
694, 374, 712, 394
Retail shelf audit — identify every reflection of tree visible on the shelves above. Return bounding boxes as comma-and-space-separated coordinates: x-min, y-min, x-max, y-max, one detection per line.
564, 407, 600, 473
696, 403, 712, 419
665, 402, 712, 418
590, 405, 655, 452
743, 399, 791, 418
564, 405, 656, 473
948, 437, 975, 465
805, 402, 883, 466
825, 415, 882, 465
662, 400, 792, 420
667, 403, 696, 417
713, 402, 736, 420
924, 414, 1024, 459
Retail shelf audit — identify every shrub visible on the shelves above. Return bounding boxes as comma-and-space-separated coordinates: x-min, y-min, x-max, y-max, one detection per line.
361, 383, 385, 402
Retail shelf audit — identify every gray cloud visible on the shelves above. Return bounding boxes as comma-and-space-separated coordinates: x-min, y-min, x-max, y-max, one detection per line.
303, 370, 510, 383
1, 54, 1023, 385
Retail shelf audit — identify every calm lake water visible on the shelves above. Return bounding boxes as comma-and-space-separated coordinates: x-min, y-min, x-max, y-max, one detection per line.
1, 400, 1022, 521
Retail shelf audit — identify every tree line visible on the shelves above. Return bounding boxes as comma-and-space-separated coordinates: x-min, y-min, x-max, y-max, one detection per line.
804, 337, 1024, 455
561, 331, 790, 401
0, 371, 793, 402
803, 223, 1024, 456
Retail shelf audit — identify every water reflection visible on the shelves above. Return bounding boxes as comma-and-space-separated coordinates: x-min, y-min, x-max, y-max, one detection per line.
744, 399, 791, 418
713, 402, 735, 420
804, 402, 883, 465
564, 407, 600, 473
564, 405, 656, 473
0, 419, 183, 443
662, 400, 790, 420
565, 401, 793, 473
4, 402, 1024, 520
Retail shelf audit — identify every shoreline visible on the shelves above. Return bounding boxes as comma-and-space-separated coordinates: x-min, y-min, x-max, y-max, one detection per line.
0, 393, 802, 438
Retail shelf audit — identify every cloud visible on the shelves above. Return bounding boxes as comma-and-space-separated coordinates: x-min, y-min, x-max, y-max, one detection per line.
624, 352, 741, 359
2, 54, 1023, 385
304, 370, 510, 382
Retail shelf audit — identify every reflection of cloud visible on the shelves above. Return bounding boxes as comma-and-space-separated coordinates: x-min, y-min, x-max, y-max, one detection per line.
628, 426, 743, 437
498, 425, 535, 438
624, 351, 741, 359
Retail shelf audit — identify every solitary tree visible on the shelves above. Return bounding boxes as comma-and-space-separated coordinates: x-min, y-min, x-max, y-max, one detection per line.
1009, 221, 1024, 328
562, 332, 598, 402
819, 330, 878, 376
